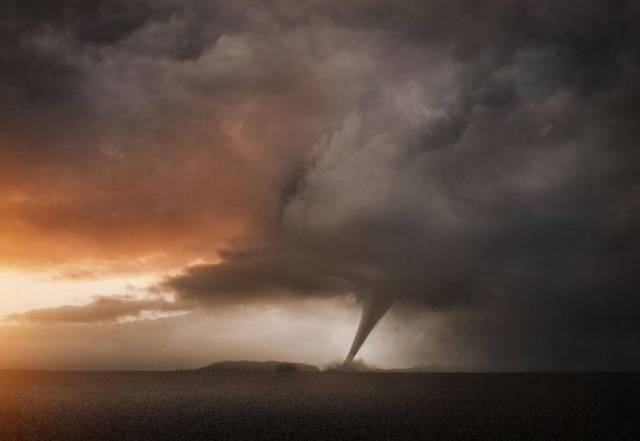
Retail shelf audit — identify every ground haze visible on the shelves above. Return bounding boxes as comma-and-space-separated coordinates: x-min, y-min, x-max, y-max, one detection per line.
0, 371, 638, 440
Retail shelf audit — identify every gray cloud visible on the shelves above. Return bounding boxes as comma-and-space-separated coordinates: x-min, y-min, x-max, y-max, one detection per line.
159, 0, 640, 368
3, 0, 640, 368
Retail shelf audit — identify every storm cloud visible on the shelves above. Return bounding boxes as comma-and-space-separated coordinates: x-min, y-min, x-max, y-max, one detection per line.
2, 0, 640, 369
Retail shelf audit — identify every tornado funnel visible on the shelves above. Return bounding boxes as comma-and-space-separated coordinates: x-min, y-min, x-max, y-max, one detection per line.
343, 295, 394, 366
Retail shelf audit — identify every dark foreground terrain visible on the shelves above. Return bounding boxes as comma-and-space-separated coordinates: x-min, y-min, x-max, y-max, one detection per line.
0, 371, 638, 441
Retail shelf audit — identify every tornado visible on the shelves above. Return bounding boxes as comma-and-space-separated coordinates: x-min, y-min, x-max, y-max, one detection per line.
343, 295, 394, 366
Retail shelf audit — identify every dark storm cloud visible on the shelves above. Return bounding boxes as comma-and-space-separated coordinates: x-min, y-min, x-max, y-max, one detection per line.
3, 0, 640, 368
163, 247, 355, 304
7, 295, 183, 324
1, 1, 166, 121
156, 0, 640, 368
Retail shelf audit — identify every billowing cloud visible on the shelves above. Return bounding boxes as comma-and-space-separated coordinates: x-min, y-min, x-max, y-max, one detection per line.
1, 0, 640, 369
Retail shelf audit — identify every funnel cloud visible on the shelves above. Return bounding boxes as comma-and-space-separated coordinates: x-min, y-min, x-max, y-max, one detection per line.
344, 296, 395, 366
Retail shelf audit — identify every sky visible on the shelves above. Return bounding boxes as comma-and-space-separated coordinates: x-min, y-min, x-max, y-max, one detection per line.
0, 0, 639, 371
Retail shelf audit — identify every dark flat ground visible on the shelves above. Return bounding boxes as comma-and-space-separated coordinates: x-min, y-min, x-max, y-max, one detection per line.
0, 371, 639, 441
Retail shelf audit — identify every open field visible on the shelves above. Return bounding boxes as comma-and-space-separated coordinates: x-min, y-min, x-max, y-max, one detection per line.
0, 371, 638, 441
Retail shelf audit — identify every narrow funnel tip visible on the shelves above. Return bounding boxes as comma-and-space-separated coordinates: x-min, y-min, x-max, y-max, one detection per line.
343, 352, 356, 367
